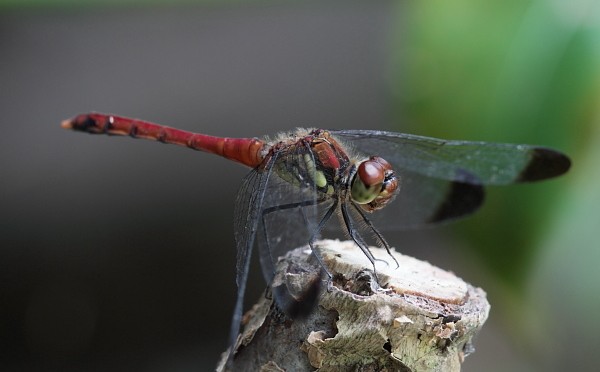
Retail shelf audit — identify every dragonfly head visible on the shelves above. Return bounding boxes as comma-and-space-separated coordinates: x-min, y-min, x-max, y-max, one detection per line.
351, 156, 399, 212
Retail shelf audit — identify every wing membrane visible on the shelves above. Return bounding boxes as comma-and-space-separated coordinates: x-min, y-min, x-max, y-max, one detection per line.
255, 144, 327, 315
228, 160, 274, 359
230, 140, 329, 354
332, 130, 570, 185
365, 168, 484, 230
331, 130, 569, 229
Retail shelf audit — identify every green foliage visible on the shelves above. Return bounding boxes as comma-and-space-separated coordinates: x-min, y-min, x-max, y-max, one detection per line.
389, 0, 599, 287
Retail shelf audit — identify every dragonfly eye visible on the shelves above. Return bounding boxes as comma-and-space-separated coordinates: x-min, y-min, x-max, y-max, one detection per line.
351, 156, 399, 211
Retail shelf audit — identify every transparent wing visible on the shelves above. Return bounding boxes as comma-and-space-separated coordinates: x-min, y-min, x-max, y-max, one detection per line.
330, 130, 569, 230
255, 145, 327, 315
366, 167, 484, 230
331, 130, 570, 185
228, 161, 274, 357
228, 142, 330, 354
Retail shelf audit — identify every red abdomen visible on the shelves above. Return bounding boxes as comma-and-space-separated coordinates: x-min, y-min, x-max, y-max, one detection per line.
62, 113, 266, 168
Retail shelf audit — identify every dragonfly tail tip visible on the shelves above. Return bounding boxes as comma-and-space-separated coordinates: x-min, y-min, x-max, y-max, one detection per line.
60, 118, 74, 129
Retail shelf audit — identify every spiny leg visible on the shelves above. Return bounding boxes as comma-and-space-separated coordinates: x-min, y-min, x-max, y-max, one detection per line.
340, 201, 380, 279
302, 199, 338, 280
351, 202, 399, 269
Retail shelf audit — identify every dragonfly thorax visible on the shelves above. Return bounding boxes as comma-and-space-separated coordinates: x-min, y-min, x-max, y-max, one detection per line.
350, 156, 399, 212
267, 129, 352, 196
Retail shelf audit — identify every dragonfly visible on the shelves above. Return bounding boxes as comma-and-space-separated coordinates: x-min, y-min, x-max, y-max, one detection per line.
61, 112, 570, 359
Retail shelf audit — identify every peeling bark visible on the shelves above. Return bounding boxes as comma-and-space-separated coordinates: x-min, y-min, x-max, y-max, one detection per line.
217, 240, 489, 371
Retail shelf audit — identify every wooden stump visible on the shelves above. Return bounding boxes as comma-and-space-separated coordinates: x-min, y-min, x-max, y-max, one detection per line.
217, 239, 489, 371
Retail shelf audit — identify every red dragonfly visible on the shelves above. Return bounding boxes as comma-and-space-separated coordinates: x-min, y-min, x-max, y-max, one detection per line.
62, 113, 570, 356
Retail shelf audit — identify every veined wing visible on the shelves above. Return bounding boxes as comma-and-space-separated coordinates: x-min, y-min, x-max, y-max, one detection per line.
363, 167, 485, 229
331, 130, 570, 229
254, 143, 325, 317
228, 159, 274, 363
229, 140, 326, 362
331, 130, 570, 185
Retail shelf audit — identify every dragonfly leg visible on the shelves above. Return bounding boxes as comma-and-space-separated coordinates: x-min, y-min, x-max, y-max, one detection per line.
340, 201, 380, 282
303, 199, 338, 281
351, 203, 400, 269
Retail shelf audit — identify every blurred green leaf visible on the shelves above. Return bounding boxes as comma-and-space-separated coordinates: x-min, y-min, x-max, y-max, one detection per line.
390, 0, 599, 288
527, 118, 600, 369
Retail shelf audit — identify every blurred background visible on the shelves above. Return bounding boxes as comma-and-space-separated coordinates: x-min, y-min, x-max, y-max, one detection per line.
0, 0, 598, 371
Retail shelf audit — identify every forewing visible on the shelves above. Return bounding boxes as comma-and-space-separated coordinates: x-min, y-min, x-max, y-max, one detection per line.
329, 130, 569, 229
332, 130, 570, 185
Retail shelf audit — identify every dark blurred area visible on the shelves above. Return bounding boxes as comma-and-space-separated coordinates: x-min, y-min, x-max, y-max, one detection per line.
0, 1, 598, 371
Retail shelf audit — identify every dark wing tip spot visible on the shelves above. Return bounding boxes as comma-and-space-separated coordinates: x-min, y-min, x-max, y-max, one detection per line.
428, 181, 485, 224
518, 148, 571, 182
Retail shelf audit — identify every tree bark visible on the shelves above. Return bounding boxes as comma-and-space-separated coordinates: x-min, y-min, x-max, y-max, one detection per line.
217, 239, 489, 371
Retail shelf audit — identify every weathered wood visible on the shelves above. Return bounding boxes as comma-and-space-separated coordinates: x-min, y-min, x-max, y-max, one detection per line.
217, 239, 489, 371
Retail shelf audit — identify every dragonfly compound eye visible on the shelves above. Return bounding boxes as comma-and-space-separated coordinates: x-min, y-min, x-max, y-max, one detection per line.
351, 156, 399, 211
